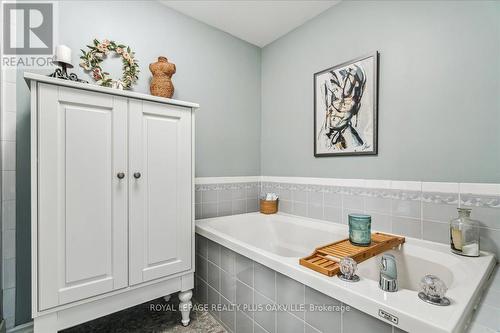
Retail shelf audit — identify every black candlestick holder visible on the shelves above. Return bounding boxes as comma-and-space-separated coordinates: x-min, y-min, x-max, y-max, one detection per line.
48, 62, 88, 83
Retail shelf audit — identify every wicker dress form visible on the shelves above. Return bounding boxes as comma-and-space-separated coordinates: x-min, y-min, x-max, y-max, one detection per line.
150, 56, 176, 98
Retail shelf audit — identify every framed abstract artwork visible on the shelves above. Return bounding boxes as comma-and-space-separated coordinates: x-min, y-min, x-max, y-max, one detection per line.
314, 52, 379, 157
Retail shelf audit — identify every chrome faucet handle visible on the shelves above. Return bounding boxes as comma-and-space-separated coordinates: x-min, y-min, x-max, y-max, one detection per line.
380, 254, 397, 279
418, 275, 450, 306
338, 257, 360, 282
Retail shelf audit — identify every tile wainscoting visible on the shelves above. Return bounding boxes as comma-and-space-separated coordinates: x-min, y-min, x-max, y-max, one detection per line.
1, 67, 17, 329
195, 181, 261, 220
194, 177, 500, 260
194, 234, 405, 333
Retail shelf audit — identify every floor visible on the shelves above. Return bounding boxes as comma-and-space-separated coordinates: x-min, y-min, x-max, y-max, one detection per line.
61, 295, 227, 333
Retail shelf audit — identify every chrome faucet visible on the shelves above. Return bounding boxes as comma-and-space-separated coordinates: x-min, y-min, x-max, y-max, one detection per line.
379, 254, 398, 292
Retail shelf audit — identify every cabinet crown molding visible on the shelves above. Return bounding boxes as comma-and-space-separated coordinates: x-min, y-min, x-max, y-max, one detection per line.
24, 72, 200, 109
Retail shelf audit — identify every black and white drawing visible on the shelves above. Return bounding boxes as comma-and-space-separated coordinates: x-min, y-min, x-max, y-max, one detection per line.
314, 52, 378, 156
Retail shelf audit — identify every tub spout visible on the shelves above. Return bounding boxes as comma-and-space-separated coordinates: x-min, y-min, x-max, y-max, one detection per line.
379, 254, 398, 292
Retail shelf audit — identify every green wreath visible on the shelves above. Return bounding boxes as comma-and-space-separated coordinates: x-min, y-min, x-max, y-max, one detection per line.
80, 39, 139, 89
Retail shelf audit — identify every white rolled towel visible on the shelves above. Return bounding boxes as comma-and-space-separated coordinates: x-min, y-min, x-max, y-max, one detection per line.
265, 193, 278, 201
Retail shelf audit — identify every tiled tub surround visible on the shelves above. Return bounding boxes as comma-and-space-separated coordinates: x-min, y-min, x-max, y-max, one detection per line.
194, 178, 500, 259
194, 234, 404, 333
195, 214, 495, 333
195, 182, 261, 220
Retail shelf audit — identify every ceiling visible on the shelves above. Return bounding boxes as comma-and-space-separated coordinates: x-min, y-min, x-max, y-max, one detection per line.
160, 1, 340, 47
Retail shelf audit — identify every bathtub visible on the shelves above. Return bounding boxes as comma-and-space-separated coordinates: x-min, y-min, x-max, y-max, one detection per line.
196, 212, 496, 333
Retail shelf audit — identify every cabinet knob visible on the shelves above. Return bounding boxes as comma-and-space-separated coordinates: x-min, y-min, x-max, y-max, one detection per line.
117, 172, 125, 179
133, 172, 141, 179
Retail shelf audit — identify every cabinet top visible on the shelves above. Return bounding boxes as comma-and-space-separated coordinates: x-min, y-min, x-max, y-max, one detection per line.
24, 72, 200, 109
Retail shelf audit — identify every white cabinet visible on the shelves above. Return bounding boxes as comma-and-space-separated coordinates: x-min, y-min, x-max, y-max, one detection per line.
27, 73, 198, 332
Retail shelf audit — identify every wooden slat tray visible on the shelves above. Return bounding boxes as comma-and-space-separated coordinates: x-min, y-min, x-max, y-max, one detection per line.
299, 233, 405, 277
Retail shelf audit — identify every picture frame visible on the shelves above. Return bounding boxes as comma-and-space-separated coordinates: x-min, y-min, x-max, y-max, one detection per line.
313, 52, 379, 157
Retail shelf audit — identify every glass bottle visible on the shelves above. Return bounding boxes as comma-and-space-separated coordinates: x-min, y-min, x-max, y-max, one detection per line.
450, 208, 480, 257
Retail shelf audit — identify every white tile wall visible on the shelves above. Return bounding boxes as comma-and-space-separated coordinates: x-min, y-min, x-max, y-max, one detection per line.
1, 68, 17, 329
422, 182, 459, 194
1, 112, 16, 141
2, 287, 15, 319
1, 171, 15, 201
2, 258, 15, 290
3, 288, 16, 329
1, 141, 15, 171
2, 230, 15, 260
1, 69, 17, 84
1, 200, 15, 231
1, 82, 16, 112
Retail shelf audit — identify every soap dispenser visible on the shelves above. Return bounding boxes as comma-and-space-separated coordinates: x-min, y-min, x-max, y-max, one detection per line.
450, 208, 480, 257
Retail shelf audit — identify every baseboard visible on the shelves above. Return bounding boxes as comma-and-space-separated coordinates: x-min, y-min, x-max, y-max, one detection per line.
6, 322, 33, 333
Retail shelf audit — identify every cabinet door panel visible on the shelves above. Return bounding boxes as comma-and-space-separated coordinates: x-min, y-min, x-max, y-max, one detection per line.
129, 100, 192, 285
37, 84, 128, 310
65, 106, 112, 283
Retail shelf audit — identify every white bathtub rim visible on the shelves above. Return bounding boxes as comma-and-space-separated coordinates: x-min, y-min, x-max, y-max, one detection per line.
195, 224, 443, 332
195, 213, 496, 333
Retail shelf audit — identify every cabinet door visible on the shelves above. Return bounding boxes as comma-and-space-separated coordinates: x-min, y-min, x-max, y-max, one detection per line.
129, 100, 192, 285
37, 84, 128, 310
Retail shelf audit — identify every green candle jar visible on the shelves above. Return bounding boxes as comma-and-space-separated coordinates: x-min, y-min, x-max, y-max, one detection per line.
349, 214, 372, 246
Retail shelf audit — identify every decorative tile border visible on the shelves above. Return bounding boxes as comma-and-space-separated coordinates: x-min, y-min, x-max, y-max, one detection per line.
195, 176, 499, 208
421, 192, 459, 205
196, 182, 260, 192
460, 194, 500, 208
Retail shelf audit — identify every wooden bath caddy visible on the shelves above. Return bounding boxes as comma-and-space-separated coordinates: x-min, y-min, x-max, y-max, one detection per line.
299, 233, 405, 277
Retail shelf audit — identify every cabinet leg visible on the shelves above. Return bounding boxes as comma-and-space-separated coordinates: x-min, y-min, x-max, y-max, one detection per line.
178, 289, 193, 327
163, 294, 171, 302
34, 313, 57, 333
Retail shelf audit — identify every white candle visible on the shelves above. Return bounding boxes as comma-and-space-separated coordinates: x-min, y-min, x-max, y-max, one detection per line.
54, 45, 72, 64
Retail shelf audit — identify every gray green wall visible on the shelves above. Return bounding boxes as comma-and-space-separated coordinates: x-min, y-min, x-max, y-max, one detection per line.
261, 0, 500, 183
15, 0, 262, 325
